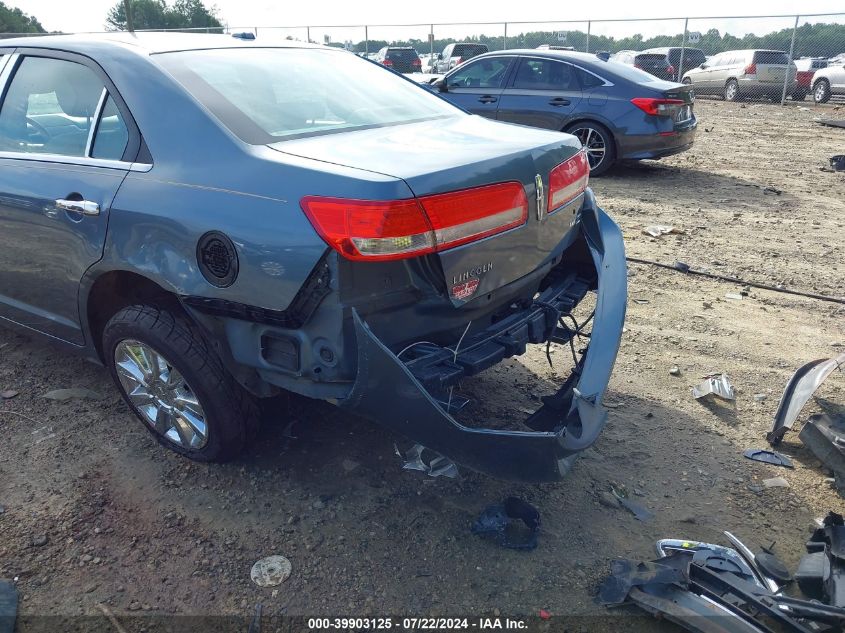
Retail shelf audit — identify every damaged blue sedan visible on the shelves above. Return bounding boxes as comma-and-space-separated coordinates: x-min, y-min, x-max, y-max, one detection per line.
0, 34, 626, 482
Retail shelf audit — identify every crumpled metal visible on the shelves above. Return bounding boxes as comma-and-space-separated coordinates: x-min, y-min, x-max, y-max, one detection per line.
692, 373, 736, 401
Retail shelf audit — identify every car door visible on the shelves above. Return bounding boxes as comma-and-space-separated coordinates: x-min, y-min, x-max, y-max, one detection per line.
440, 55, 515, 118
0, 50, 140, 345
495, 56, 583, 130
830, 61, 845, 92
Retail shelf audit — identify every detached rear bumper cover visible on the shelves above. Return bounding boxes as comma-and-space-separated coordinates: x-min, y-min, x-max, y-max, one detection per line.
339, 199, 626, 482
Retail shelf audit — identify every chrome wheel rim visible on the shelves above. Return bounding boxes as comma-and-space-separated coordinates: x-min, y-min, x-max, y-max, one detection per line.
570, 126, 606, 171
726, 82, 737, 100
114, 340, 208, 449
815, 83, 826, 101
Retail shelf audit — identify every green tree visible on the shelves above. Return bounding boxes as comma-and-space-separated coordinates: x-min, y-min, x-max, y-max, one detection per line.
0, 1, 46, 34
106, 0, 222, 32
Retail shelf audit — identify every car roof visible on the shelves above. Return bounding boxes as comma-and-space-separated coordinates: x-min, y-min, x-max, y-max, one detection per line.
480, 49, 614, 66
0, 32, 324, 55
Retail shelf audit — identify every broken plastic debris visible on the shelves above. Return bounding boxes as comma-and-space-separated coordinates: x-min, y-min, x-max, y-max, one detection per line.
692, 374, 736, 401
42, 388, 102, 401
250, 555, 291, 588
642, 225, 685, 238
611, 488, 654, 521
762, 477, 789, 489
395, 443, 459, 478
724, 293, 744, 301
472, 497, 540, 551
743, 449, 794, 469
0, 390, 18, 400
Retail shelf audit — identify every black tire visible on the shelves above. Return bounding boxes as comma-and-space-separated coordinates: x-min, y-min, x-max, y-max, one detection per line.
564, 121, 616, 177
103, 304, 260, 462
724, 79, 741, 102
814, 79, 831, 104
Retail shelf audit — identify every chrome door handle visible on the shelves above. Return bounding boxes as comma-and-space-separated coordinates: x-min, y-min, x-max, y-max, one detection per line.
56, 199, 100, 216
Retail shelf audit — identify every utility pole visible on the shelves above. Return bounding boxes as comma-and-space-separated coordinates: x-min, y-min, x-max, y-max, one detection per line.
123, 0, 134, 32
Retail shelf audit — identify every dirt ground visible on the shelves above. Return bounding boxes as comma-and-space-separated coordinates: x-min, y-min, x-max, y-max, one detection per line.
1, 98, 845, 632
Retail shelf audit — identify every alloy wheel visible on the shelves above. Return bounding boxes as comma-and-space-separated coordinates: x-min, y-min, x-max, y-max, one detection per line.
815, 82, 828, 103
725, 81, 738, 101
114, 339, 208, 449
570, 126, 607, 171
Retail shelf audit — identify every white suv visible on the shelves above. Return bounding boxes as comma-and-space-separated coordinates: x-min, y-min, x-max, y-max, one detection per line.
811, 59, 845, 103
682, 49, 797, 101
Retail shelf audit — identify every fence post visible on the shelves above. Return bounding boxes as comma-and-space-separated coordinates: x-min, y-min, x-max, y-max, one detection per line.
781, 15, 799, 105
306, 26, 311, 44
430, 24, 434, 63
586, 21, 590, 53
678, 18, 688, 82
365, 25, 369, 55
503, 22, 507, 50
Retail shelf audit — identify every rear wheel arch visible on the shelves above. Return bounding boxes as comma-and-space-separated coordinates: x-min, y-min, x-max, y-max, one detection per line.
85, 270, 186, 362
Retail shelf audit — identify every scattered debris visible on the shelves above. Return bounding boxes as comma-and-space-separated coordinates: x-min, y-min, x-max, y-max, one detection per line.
755, 549, 792, 584
29, 534, 48, 547
673, 260, 690, 273
762, 476, 789, 489
250, 555, 292, 588
767, 352, 845, 445
396, 443, 459, 479
743, 448, 794, 469
598, 491, 621, 509
0, 390, 18, 400
725, 292, 744, 301
471, 497, 540, 551
596, 558, 684, 605
538, 609, 551, 620
611, 487, 654, 521
42, 388, 102, 401
248, 603, 263, 633
723, 531, 781, 593
669, 365, 681, 376
797, 512, 845, 608
753, 393, 768, 402
0, 580, 17, 633
831, 155, 845, 171
655, 537, 767, 589
692, 373, 736, 401
642, 225, 685, 237
799, 414, 845, 494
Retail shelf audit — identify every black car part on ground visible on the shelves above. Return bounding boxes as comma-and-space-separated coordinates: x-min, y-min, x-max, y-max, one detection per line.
767, 353, 845, 445
798, 414, 845, 493
338, 202, 626, 482
797, 512, 845, 608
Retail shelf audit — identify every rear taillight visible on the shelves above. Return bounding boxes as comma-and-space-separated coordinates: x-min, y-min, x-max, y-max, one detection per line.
301, 182, 529, 261
454, 56, 463, 65
744, 63, 757, 75
631, 97, 685, 116
412, 58, 421, 66
634, 63, 643, 70
667, 64, 676, 76
547, 150, 590, 213
382, 59, 393, 67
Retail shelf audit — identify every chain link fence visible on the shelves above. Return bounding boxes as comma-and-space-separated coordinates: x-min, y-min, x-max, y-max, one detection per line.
2, 13, 843, 103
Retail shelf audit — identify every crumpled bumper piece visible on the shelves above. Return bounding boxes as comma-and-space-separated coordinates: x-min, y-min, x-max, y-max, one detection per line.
339, 203, 626, 482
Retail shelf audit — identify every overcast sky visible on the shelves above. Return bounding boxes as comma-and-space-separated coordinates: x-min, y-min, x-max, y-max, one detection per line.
9, 0, 845, 41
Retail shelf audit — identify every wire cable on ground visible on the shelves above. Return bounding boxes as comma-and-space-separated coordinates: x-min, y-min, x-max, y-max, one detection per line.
626, 257, 845, 306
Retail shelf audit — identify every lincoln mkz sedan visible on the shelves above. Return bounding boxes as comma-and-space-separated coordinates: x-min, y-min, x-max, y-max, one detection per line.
427, 49, 697, 176
0, 34, 626, 482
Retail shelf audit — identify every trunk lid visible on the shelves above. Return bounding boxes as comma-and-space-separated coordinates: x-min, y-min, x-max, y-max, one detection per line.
271, 116, 584, 303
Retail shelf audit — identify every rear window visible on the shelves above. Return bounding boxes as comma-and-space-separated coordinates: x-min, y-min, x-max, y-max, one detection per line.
635, 54, 669, 66
387, 49, 418, 61
813, 60, 828, 69
452, 44, 487, 59
754, 51, 790, 65
157, 48, 459, 144
674, 49, 706, 68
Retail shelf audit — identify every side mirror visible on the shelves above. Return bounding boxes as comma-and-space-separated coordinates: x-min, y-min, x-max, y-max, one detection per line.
434, 77, 447, 92
699, 63, 707, 69
437, 53, 443, 60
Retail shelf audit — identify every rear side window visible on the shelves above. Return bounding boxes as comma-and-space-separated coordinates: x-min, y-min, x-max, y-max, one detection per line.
453, 45, 487, 59
575, 67, 604, 89
675, 49, 706, 68
754, 51, 789, 65
0, 56, 105, 157
91, 95, 128, 160
512, 59, 577, 90
447, 57, 511, 89
813, 60, 828, 69
387, 49, 418, 62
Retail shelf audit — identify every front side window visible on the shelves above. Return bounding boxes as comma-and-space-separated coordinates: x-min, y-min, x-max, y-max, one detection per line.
0, 56, 105, 157
447, 57, 511, 89
513, 59, 577, 90
157, 48, 460, 143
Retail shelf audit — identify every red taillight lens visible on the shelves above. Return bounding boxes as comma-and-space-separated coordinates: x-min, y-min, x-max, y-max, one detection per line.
743, 63, 757, 75
631, 97, 685, 116
454, 56, 463, 65
412, 58, 421, 66
382, 59, 393, 67
301, 182, 529, 261
548, 150, 590, 213
667, 64, 676, 76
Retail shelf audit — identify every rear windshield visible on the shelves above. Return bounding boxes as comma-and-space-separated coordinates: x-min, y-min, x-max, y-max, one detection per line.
672, 49, 706, 67
387, 48, 419, 61
812, 60, 828, 69
157, 48, 459, 144
452, 44, 487, 58
635, 54, 669, 66
754, 51, 790, 65
606, 60, 661, 82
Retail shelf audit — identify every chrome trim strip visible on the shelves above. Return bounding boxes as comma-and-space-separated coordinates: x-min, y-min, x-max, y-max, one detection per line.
85, 88, 109, 158
0, 150, 151, 172
0, 52, 19, 94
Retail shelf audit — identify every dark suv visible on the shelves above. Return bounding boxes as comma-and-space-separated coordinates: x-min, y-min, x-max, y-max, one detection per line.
434, 43, 489, 73
611, 50, 674, 81
376, 46, 421, 73
642, 47, 707, 82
